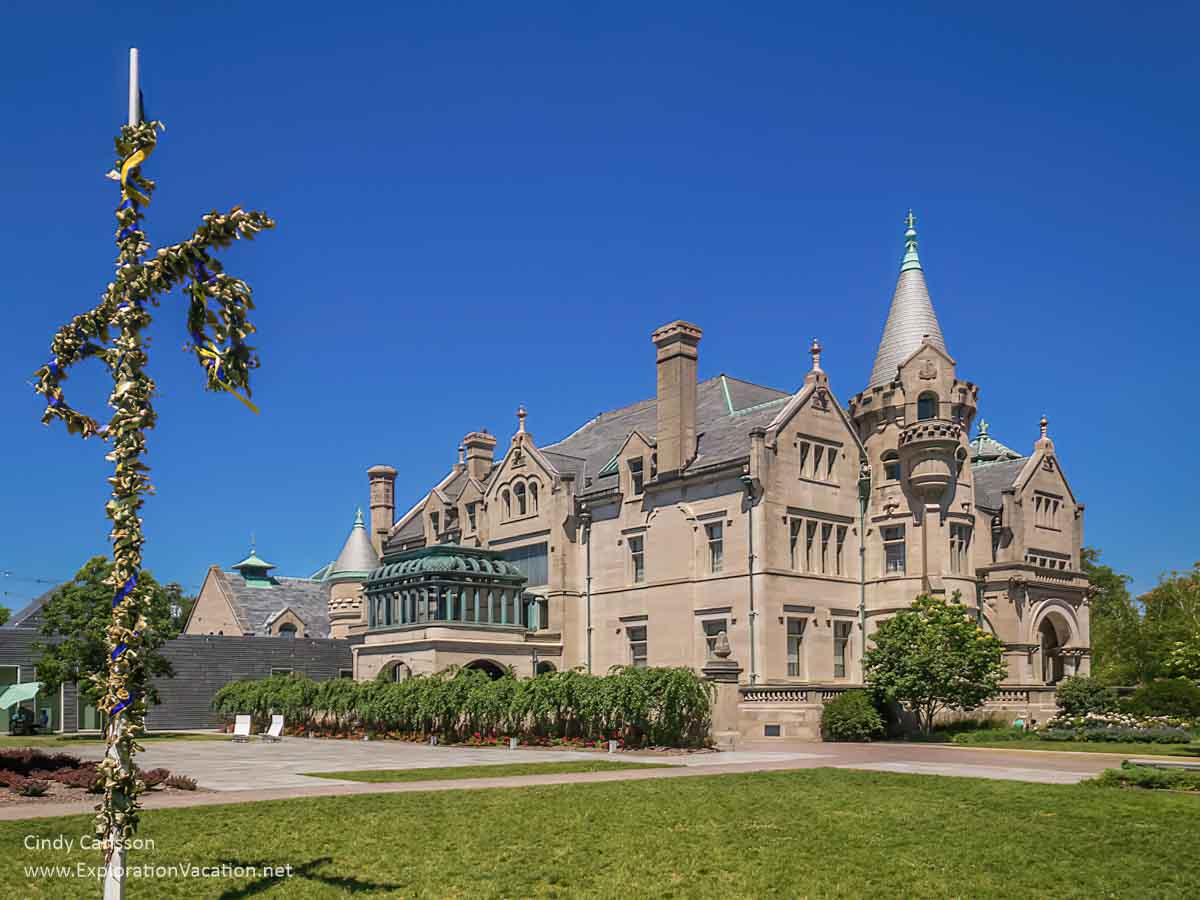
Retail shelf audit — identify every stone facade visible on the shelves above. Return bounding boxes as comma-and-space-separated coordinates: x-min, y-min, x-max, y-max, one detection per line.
346, 215, 1090, 737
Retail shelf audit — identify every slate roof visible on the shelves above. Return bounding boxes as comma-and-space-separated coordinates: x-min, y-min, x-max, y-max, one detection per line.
542, 374, 791, 490
973, 458, 1027, 511
218, 571, 331, 638
4, 585, 63, 630
867, 218, 948, 388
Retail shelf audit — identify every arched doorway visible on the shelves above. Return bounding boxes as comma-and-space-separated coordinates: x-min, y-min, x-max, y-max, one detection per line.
464, 659, 506, 680
385, 661, 411, 682
1038, 616, 1068, 684
535, 661, 556, 676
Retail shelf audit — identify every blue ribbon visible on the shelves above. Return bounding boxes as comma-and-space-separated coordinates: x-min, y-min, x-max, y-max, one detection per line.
111, 643, 127, 661
111, 693, 135, 715
113, 575, 137, 608
118, 226, 136, 241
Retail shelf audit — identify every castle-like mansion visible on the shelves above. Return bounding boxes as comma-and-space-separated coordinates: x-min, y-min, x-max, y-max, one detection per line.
187, 215, 1089, 737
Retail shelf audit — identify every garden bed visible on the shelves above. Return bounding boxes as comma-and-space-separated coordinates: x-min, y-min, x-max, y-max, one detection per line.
0, 748, 201, 806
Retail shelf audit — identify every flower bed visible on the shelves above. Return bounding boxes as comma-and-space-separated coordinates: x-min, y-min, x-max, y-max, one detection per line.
0, 748, 194, 801
1039, 712, 1195, 744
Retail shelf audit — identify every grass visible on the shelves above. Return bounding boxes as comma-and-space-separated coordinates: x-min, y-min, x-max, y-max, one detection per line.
952, 739, 1200, 757
0, 732, 225, 750
303, 759, 671, 782
6, 768, 1200, 898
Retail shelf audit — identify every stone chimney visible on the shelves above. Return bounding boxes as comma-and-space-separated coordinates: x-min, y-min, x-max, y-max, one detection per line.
463, 430, 497, 482
367, 464, 397, 556
652, 320, 703, 475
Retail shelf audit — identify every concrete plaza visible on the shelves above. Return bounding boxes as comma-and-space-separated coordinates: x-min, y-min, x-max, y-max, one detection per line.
0, 736, 1141, 821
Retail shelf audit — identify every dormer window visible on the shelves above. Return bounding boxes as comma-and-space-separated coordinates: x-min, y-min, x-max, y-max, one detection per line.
917, 392, 938, 421
466, 502, 477, 531
628, 458, 644, 496
429, 511, 440, 535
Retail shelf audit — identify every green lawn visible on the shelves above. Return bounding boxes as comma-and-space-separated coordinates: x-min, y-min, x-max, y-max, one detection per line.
953, 739, 1200, 757
0, 732, 225, 750
303, 759, 671, 782
6, 768, 1200, 898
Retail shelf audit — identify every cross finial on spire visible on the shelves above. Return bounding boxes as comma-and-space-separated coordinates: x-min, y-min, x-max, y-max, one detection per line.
978, 418, 989, 436
900, 209, 922, 273
354, 507, 364, 527
810, 337, 822, 372
250, 531, 256, 554
517, 404, 527, 433
905, 209, 916, 230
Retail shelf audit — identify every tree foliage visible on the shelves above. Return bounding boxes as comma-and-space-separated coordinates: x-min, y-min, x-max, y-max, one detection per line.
212, 666, 714, 748
864, 594, 1006, 734
33, 556, 178, 706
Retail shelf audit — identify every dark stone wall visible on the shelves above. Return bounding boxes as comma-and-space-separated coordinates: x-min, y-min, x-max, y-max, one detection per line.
0, 629, 354, 733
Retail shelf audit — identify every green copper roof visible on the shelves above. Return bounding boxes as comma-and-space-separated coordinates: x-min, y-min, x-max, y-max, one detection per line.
232, 550, 276, 571
969, 419, 1025, 466
900, 209, 922, 273
368, 544, 526, 585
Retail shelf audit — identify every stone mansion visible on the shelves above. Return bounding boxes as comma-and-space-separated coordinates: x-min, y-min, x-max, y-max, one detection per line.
188, 214, 1090, 738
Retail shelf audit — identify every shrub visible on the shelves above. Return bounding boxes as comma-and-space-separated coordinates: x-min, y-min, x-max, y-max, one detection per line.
821, 690, 884, 742
51, 765, 102, 791
212, 666, 715, 748
1122, 678, 1200, 719
1088, 762, 1200, 792
0, 749, 82, 777
164, 774, 197, 791
1055, 676, 1118, 716
951, 727, 1027, 745
139, 767, 171, 789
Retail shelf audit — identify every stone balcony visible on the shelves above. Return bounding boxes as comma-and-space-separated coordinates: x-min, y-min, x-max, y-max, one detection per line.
897, 420, 963, 500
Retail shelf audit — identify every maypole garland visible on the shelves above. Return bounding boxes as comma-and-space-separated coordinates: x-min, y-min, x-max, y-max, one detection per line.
33, 119, 274, 863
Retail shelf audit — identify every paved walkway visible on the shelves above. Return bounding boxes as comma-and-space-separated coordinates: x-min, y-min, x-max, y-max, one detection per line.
0, 738, 1149, 822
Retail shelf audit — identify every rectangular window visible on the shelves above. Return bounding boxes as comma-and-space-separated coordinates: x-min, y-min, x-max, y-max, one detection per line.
703, 619, 728, 657
628, 458, 644, 496
339, 669, 353, 679
270, 667, 293, 677
812, 445, 824, 479
789, 519, 803, 569
627, 625, 648, 668
820, 524, 832, 574
629, 536, 645, 583
826, 447, 838, 481
500, 542, 549, 587
836, 526, 847, 576
833, 621, 852, 678
950, 524, 972, 575
466, 503, 477, 531
429, 511, 440, 535
706, 523, 724, 573
786, 618, 806, 677
883, 526, 906, 575
805, 522, 817, 572
798, 441, 810, 476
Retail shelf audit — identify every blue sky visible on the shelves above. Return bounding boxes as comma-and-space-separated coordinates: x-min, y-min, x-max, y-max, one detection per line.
1, 2, 1196, 610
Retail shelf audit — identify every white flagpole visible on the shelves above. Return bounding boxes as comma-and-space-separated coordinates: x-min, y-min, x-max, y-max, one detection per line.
128, 48, 140, 126
103, 47, 139, 900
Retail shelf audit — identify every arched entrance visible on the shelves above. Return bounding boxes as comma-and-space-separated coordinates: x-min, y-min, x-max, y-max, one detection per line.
1038, 615, 1068, 684
535, 661, 556, 676
464, 659, 506, 680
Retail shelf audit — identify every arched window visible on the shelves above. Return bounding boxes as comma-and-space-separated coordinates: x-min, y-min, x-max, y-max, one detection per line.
502, 489, 511, 519
529, 481, 539, 513
917, 392, 938, 421
278, 623, 297, 639
536, 661, 556, 676
882, 451, 900, 481
515, 481, 527, 516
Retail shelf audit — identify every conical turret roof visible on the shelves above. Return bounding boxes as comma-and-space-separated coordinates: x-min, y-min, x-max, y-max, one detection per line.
327, 508, 379, 580
867, 212, 947, 388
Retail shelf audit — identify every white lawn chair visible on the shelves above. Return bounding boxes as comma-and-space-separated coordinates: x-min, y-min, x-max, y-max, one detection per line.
231, 714, 252, 743
260, 714, 284, 743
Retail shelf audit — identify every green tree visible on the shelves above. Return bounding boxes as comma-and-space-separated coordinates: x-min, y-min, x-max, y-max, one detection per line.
0, 606, 9, 627
1082, 547, 1145, 684
164, 582, 196, 630
33, 556, 178, 706
865, 593, 1006, 735
1140, 563, 1200, 682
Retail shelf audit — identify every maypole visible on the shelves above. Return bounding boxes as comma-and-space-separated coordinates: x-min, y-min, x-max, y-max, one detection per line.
32, 50, 275, 898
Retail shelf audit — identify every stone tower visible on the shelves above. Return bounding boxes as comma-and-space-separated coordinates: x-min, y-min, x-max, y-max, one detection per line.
848, 213, 980, 606
325, 508, 380, 638
367, 465, 397, 556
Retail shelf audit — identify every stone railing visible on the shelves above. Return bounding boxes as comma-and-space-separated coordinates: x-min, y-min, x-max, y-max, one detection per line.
739, 685, 855, 705
898, 420, 962, 448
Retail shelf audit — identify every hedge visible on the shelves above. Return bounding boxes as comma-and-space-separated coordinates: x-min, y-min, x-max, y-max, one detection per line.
212, 666, 714, 748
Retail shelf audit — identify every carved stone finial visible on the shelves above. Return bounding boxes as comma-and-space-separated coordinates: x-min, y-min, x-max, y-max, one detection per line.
517, 405, 527, 434
457, 444, 465, 465
713, 630, 732, 659
1040, 415, 1048, 439
810, 337, 822, 372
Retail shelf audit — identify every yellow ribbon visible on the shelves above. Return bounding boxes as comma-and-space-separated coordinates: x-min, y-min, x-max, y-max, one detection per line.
195, 345, 260, 414
120, 146, 153, 206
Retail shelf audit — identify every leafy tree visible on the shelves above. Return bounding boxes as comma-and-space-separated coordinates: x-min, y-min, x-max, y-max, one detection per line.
164, 582, 196, 630
33, 556, 178, 706
1140, 563, 1200, 682
1083, 547, 1145, 684
0, 606, 9, 627
1166, 635, 1200, 681
865, 593, 1006, 735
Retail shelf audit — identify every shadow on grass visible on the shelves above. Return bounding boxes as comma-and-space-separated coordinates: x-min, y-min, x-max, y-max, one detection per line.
217, 856, 401, 897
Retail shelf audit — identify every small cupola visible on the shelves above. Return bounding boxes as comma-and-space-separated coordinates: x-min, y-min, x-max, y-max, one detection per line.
232, 542, 277, 588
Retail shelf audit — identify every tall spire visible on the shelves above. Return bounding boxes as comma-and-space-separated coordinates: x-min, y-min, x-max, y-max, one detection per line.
866, 211, 947, 388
